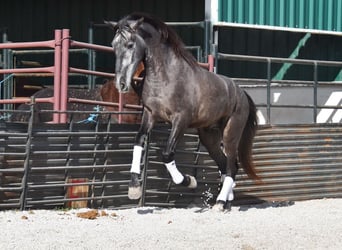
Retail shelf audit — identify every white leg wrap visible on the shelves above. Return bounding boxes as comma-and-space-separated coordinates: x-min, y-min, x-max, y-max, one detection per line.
220, 174, 227, 183
130, 145, 143, 174
217, 176, 235, 202
165, 160, 184, 184
228, 182, 236, 201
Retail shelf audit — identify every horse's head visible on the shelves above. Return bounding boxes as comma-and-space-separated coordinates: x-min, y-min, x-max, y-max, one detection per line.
106, 17, 146, 93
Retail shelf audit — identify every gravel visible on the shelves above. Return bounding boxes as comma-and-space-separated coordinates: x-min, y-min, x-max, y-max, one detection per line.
0, 198, 341, 250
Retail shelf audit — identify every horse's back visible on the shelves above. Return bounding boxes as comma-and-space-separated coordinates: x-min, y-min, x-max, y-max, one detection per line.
197, 69, 245, 103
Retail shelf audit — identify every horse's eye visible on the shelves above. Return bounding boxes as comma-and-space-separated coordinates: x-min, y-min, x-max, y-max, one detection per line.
126, 42, 134, 49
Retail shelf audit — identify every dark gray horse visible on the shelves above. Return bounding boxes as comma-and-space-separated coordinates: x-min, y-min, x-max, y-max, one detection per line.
106, 13, 259, 211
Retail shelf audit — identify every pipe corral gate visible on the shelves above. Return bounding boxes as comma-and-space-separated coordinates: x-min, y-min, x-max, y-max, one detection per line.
1, 27, 342, 210
1, 119, 341, 210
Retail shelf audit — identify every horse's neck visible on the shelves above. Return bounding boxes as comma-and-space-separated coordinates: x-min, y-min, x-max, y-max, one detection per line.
144, 45, 183, 84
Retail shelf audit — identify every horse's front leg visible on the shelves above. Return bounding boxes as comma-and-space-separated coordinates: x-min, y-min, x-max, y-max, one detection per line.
128, 111, 154, 200
163, 116, 197, 189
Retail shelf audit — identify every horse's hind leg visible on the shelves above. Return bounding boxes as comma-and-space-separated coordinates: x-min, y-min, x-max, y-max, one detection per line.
199, 127, 235, 210
198, 127, 227, 178
213, 113, 249, 211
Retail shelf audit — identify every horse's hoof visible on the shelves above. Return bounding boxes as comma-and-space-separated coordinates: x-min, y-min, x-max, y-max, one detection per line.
225, 201, 232, 211
128, 185, 142, 200
187, 175, 197, 189
212, 201, 225, 212
181, 175, 197, 188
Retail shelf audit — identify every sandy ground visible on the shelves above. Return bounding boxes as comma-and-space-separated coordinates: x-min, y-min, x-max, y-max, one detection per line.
0, 198, 341, 250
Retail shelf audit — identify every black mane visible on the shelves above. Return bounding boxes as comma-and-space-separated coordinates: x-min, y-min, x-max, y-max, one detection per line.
118, 12, 198, 68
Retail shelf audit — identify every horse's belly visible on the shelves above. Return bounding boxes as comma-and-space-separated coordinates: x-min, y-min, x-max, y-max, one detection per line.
189, 113, 224, 128
190, 102, 229, 128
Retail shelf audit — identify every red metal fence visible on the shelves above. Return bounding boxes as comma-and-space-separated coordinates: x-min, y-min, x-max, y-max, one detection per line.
0, 29, 213, 124
0, 29, 121, 123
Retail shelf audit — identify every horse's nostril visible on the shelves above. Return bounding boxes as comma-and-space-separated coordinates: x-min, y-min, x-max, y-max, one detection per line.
120, 82, 126, 90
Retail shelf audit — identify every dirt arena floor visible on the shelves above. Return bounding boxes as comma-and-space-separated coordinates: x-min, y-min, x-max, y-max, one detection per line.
0, 198, 341, 250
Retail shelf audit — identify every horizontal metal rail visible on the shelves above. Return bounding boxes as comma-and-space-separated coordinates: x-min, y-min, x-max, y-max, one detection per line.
27, 163, 132, 171
214, 21, 342, 37
0, 97, 53, 104
166, 21, 205, 28
12, 48, 87, 55
215, 52, 342, 124
217, 53, 342, 67
0, 40, 55, 49
0, 66, 54, 74
70, 40, 114, 53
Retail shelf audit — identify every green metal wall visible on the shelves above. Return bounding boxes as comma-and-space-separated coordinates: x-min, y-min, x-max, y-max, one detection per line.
219, 0, 342, 32
216, 0, 342, 81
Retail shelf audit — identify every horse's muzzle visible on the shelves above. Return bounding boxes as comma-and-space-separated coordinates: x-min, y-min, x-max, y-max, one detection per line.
116, 76, 129, 93
119, 81, 129, 93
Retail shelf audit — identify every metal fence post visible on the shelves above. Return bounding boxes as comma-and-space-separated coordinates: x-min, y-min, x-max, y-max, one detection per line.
53, 30, 62, 123
212, 45, 218, 74
208, 54, 214, 72
19, 96, 35, 210
2, 29, 8, 102
118, 93, 124, 124
90, 120, 100, 208
140, 133, 150, 207
204, 20, 211, 62
87, 24, 96, 89
3, 42, 14, 111
313, 61, 318, 123
267, 58, 272, 124
60, 29, 70, 123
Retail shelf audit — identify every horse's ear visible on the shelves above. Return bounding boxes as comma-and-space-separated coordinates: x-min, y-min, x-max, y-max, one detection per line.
104, 21, 117, 30
130, 17, 144, 31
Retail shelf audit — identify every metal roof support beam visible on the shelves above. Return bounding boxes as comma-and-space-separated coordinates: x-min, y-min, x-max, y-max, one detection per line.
273, 33, 311, 80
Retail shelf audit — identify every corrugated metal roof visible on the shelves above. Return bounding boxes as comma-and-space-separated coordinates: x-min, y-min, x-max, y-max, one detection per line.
219, 0, 342, 32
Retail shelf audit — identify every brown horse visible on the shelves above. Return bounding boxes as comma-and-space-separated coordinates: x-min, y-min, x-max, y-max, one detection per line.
11, 88, 104, 123
100, 62, 144, 123
11, 62, 143, 124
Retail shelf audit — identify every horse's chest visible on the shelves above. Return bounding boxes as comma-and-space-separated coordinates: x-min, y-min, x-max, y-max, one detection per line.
142, 82, 195, 122
143, 96, 174, 121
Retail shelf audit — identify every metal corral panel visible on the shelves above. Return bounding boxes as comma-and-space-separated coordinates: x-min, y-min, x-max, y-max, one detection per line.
219, 0, 342, 32
239, 124, 342, 204
1, 122, 341, 209
0, 122, 141, 210
143, 124, 342, 207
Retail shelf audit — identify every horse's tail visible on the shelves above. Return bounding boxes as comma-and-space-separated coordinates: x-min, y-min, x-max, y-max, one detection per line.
238, 91, 260, 181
